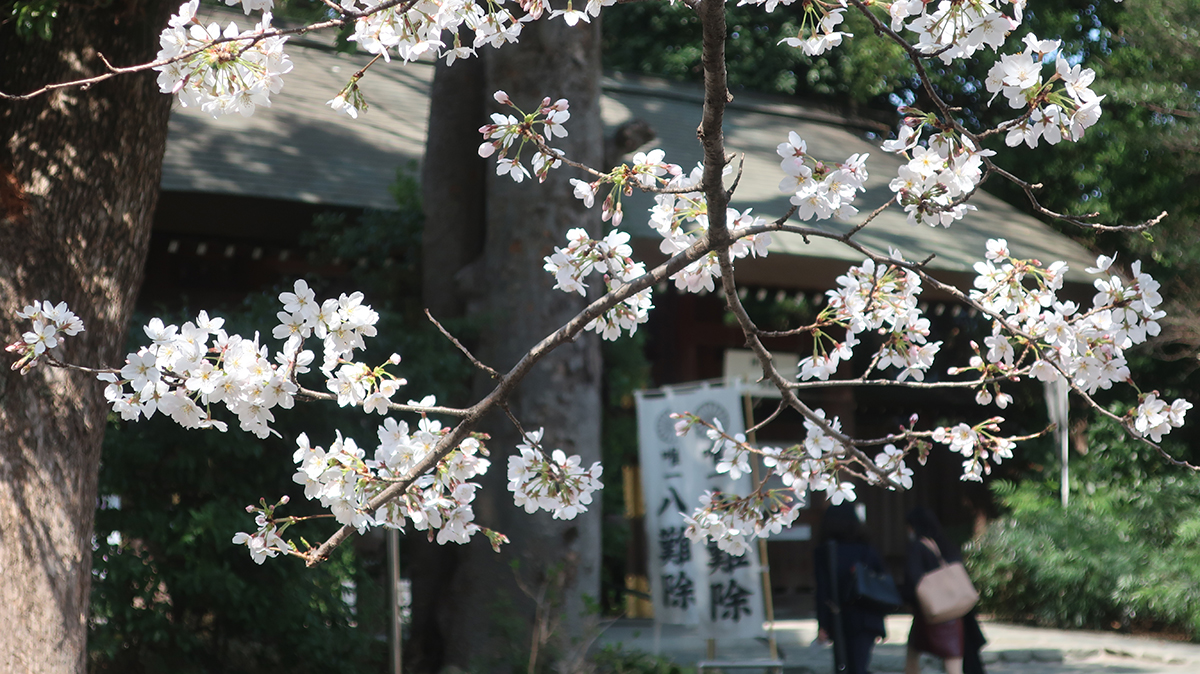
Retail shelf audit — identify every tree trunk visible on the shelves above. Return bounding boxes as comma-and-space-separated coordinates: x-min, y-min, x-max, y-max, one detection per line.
419, 17, 605, 673
0, 2, 173, 672
421, 55, 488, 320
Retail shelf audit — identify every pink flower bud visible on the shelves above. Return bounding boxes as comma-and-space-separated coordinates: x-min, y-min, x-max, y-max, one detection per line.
493, 90, 511, 105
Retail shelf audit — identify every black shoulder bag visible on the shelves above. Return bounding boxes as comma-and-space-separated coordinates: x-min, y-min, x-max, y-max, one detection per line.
851, 558, 902, 614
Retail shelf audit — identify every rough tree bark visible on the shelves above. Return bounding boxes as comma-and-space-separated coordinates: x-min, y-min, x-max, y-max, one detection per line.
420, 17, 605, 673
0, 2, 173, 672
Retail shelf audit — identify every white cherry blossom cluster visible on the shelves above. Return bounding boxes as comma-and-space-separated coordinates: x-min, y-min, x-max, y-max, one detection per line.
507, 429, 604, 520
966, 243, 1161, 397
96, 310, 295, 437
889, 0, 1023, 63
570, 149, 683, 227
777, 6, 852, 57
233, 415, 499, 564
958, 241, 1190, 443
761, 444, 856, 504
648, 164, 772, 293
272, 279, 380, 374
545, 0, 619, 26
479, 91, 569, 183
222, 0, 276, 14
776, 131, 869, 222
542, 228, 654, 340
86, 281, 386, 439
883, 128, 989, 227
376, 419, 501, 548
5, 300, 85, 374
154, 1, 293, 118
678, 412, 871, 556
346, 0, 467, 63
985, 34, 1104, 147
800, 253, 941, 382
684, 410, 858, 512
867, 443, 915, 490
231, 497, 291, 565
778, 410, 860, 505
682, 489, 801, 556
1134, 393, 1192, 443
342, 0, 607, 66
327, 78, 369, 119
931, 418, 1016, 481
708, 418, 750, 480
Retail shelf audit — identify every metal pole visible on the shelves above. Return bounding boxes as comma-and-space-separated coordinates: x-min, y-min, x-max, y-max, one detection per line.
388, 528, 403, 674
1044, 379, 1070, 508
1061, 410, 1070, 508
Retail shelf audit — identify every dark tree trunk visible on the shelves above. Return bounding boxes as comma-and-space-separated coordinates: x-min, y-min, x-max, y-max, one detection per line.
419, 18, 605, 673
422, 56, 488, 320
0, 2, 173, 672
413, 54, 490, 674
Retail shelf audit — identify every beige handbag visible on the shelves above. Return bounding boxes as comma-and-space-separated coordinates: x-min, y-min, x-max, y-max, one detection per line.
915, 537, 979, 624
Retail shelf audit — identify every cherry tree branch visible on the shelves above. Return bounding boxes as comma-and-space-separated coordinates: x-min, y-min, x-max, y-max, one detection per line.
0, 0, 420, 101
305, 225, 722, 564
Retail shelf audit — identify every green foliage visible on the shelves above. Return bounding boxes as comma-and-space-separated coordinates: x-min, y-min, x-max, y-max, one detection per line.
91, 405, 387, 673
968, 415, 1200, 637
90, 169, 474, 670
591, 645, 694, 674
602, 3, 910, 110
4, 0, 58, 40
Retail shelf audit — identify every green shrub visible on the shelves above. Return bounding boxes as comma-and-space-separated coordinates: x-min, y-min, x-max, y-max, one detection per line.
591, 645, 693, 674
967, 414, 1200, 638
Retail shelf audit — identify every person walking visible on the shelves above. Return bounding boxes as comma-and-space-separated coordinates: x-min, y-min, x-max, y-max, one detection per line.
902, 506, 986, 674
814, 503, 889, 674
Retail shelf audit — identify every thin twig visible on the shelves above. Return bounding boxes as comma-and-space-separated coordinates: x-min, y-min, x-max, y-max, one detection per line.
44, 357, 119, 375
501, 403, 529, 439
745, 400, 786, 435
294, 385, 470, 417
725, 153, 746, 200
352, 53, 384, 80
425, 309, 499, 378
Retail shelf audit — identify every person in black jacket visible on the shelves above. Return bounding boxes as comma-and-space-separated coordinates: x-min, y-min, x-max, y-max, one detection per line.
902, 507, 986, 674
814, 503, 888, 674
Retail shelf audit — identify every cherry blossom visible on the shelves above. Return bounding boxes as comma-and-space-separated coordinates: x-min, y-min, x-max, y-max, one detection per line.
776, 132, 869, 221
542, 228, 654, 340
478, 92, 571, 183
884, 129, 990, 227
1134, 393, 1192, 443
5, 300, 84, 373
985, 34, 1105, 147
507, 429, 604, 520
778, 7, 852, 57
889, 0, 1023, 63
154, 2, 293, 118
11, 0, 1195, 571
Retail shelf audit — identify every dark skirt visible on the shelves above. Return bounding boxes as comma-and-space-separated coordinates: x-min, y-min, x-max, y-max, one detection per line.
909, 612, 964, 659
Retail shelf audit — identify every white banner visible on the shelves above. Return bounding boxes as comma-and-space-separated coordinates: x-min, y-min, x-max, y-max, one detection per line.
634, 381, 766, 639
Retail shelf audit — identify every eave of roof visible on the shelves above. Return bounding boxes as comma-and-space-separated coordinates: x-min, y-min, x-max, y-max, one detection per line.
159, 32, 1100, 290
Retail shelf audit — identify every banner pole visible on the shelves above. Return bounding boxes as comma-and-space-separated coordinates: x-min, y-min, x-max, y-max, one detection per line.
744, 392, 778, 660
